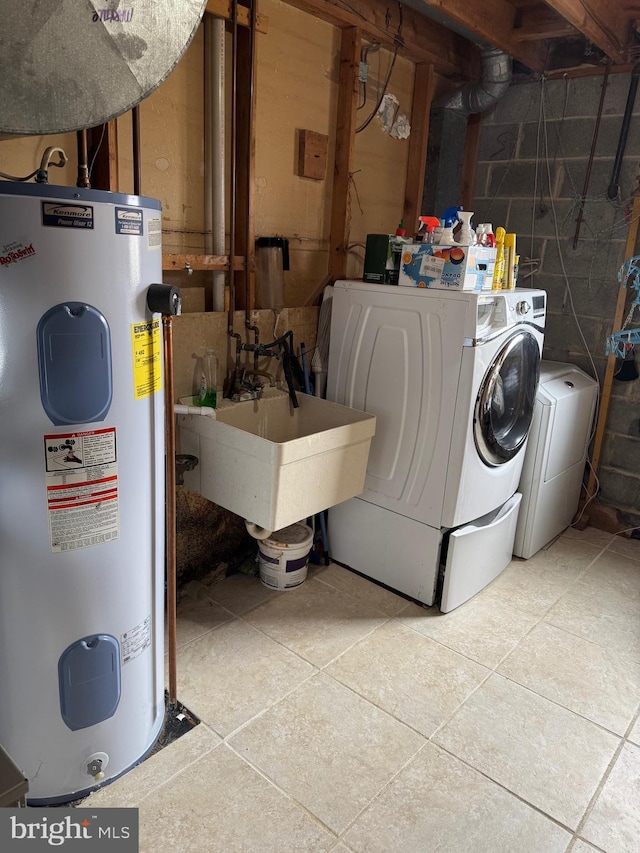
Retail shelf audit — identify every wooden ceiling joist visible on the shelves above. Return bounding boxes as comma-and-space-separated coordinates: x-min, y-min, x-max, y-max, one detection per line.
542, 0, 631, 63
283, 0, 479, 78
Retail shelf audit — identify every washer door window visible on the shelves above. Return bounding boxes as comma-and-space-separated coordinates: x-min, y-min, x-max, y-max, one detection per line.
474, 331, 540, 466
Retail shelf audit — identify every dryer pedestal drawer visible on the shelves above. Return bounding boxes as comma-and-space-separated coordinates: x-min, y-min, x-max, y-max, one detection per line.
329, 497, 441, 606
440, 493, 522, 613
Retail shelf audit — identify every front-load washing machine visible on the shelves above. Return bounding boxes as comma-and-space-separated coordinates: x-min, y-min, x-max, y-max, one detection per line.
327, 281, 546, 611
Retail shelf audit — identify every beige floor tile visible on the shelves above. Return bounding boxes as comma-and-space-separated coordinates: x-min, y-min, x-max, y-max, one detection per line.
569, 841, 602, 852
578, 551, 640, 600
530, 535, 605, 572
84, 724, 220, 807
628, 717, 640, 745
314, 563, 410, 616
244, 577, 389, 667
325, 621, 489, 737
545, 582, 640, 660
607, 535, 640, 562
398, 596, 538, 668
229, 673, 424, 835
137, 744, 336, 853
562, 526, 614, 546
176, 618, 315, 736
172, 586, 234, 648
343, 743, 571, 853
480, 557, 582, 616
582, 742, 640, 853
433, 673, 620, 829
201, 572, 282, 616
498, 622, 640, 735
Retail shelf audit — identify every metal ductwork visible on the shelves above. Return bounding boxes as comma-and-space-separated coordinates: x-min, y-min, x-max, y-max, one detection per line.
0, 0, 208, 135
422, 48, 512, 216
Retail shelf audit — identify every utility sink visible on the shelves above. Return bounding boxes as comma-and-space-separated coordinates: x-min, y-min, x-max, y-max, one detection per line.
176, 389, 376, 534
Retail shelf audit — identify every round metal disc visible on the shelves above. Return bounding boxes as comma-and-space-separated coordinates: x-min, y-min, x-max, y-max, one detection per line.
0, 0, 207, 135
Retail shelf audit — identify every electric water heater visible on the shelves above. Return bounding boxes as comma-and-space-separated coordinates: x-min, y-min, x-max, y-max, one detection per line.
0, 183, 166, 802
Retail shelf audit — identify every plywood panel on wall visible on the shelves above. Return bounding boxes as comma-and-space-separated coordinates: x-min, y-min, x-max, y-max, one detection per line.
118, 27, 207, 255
0, 133, 78, 188
346, 50, 415, 280
254, 0, 339, 307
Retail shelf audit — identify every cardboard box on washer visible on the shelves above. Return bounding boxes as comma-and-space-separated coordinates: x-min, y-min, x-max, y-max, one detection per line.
399, 243, 496, 291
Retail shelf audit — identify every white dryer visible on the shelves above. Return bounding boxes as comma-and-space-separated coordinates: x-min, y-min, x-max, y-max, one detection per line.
327, 281, 546, 611
513, 361, 598, 559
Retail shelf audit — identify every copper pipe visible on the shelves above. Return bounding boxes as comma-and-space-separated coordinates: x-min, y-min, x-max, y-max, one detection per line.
132, 105, 142, 196
163, 315, 178, 704
76, 129, 90, 188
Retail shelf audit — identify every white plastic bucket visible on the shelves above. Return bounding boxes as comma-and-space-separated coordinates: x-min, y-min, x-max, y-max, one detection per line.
258, 523, 314, 590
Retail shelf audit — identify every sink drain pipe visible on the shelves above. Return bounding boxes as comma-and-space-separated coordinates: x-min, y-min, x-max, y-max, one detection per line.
245, 520, 273, 540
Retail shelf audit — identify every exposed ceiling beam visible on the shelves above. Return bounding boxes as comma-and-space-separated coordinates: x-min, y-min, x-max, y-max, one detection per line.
514, 20, 577, 41
401, 0, 547, 71
541, 0, 631, 62
281, 0, 480, 78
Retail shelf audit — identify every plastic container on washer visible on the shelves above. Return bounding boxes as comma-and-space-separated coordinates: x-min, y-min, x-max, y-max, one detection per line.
258, 522, 314, 590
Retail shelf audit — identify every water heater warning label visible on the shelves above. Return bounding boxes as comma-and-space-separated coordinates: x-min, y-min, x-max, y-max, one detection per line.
131, 318, 162, 399
121, 615, 151, 665
44, 427, 119, 553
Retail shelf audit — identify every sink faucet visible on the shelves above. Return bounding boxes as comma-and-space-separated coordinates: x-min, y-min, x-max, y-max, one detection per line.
244, 369, 276, 387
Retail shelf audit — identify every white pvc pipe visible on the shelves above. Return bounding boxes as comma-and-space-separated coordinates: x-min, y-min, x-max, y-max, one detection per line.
245, 520, 273, 540
204, 15, 226, 312
174, 405, 216, 418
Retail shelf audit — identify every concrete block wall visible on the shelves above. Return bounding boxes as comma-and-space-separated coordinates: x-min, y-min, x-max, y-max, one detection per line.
473, 72, 640, 530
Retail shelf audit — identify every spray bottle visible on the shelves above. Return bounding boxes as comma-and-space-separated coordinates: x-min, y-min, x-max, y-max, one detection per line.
439, 206, 462, 244
416, 215, 440, 244
198, 347, 217, 408
456, 211, 475, 245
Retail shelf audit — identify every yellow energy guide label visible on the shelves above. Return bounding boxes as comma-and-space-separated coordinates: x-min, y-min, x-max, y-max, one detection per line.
131, 318, 162, 399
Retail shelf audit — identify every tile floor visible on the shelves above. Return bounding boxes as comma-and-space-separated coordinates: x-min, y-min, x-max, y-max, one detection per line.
86, 526, 640, 852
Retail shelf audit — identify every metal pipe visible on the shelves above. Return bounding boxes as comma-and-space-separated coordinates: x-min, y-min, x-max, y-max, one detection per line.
607, 64, 640, 200
244, 0, 259, 365
227, 0, 238, 337
204, 15, 226, 312
163, 315, 178, 704
76, 129, 90, 188
434, 48, 511, 116
573, 64, 610, 248
132, 105, 142, 196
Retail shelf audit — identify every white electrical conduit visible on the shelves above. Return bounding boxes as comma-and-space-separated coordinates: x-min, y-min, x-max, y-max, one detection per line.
174, 404, 216, 417
204, 15, 226, 312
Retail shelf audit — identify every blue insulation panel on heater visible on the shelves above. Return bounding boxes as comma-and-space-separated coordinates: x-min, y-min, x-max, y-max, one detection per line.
37, 302, 113, 425
58, 634, 121, 731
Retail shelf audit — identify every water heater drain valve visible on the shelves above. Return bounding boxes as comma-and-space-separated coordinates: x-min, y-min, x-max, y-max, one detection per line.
84, 751, 109, 781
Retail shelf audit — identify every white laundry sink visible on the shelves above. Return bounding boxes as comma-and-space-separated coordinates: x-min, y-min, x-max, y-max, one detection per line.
176, 389, 376, 534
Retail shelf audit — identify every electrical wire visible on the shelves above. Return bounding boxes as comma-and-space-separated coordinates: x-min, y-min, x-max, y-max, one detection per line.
0, 168, 38, 182
356, 43, 398, 133
89, 124, 107, 180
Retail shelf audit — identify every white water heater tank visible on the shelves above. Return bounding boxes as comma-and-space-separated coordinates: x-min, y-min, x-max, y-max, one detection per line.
0, 183, 166, 802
